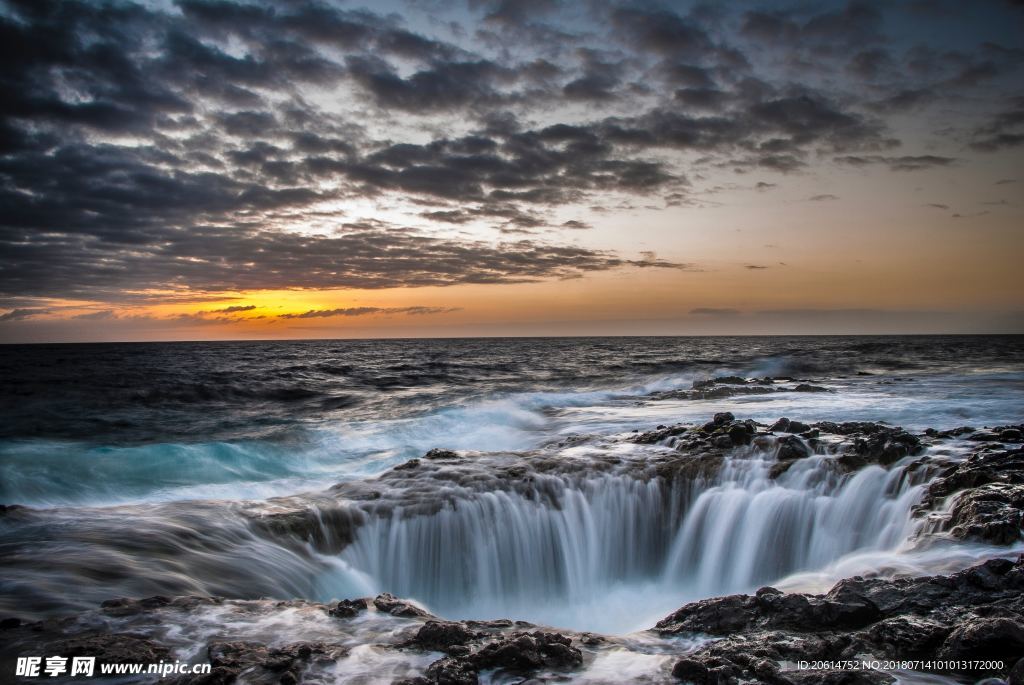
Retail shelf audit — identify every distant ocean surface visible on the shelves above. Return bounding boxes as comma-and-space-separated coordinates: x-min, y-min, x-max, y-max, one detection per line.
1, 336, 1022, 507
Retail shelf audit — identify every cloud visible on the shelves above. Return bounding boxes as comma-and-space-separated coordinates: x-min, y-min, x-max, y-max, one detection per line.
923, 203, 950, 210
0, 308, 48, 322
834, 155, 956, 171
72, 309, 116, 320
808, 194, 839, 201
201, 305, 258, 314
0, 0, 1019, 316
970, 98, 1024, 151
277, 306, 459, 319
690, 307, 739, 315
561, 220, 591, 229
744, 264, 769, 270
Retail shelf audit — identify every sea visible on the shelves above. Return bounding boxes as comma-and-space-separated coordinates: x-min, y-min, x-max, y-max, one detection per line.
0, 335, 1022, 641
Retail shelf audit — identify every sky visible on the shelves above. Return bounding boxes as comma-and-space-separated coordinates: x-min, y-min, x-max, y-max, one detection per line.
0, 0, 1022, 342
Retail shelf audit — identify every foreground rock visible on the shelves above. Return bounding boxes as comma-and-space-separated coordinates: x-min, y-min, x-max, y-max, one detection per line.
657, 556, 1024, 683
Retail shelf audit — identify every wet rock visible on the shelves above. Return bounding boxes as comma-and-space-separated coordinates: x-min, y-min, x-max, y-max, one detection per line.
1000, 428, 1023, 442
424, 449, 458, 460
937, 617, 1024, 662
375, 593, 431, 618
672, 657, 709, 683
633, 424, 688, 444
99, 595, 174, 616
657, 556, 1024, 682
472, 631, 582, 671
713, 412, 735, 425
775, 435, 811, 462
48, 634, 171, 665
917, 447, 1024, 543
849, 428, 923, 466
394, 458, 421, 471
248, 505, 363, 554
328, 598, 368, 619
694, 376, 748, 388
411, 621, 477, 652
947, 483, 1024, 544
793, 384, 829, 393
202, 640, 347, 685
726, 421, 756, 446
425, 656, 478, 685
862, 615, 949, 657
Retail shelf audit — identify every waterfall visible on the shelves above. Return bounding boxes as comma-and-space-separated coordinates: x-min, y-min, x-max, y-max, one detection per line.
331, 440, 930, 632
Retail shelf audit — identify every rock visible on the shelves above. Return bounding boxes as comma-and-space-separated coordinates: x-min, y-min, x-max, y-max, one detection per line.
657, 556, 1024, 683
201, 641, 346, 684
412, 621, 477, 652
1009, 657, 1024, 685
862, 615, 949, 657
1000, 428, 1023, 442
374, 593, 430, 618
713, 412, 735, 425
770, 418, 791, 433
712, 435, 734, 449
327, 598, 368, 619
49, 634, 171, 665
472, 631, 582, 671
672, 658, 709, 683
694, 377, 748, 388
424, 448, 458, 460
938, 617, 1024, 662
947, 484, 1024, 544
775, 435, 811, 462
633, 424, 688, 444
793, 384, 829, 393
425, 657, 479, 685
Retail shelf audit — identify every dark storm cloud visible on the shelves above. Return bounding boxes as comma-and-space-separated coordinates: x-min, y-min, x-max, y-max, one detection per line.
834, 155, 956, 171
970, 98, 1024, 151
741, 2, 884, 55
0, 0, 1019, 307
0, 224, 690, 301
345, 55, 512, 112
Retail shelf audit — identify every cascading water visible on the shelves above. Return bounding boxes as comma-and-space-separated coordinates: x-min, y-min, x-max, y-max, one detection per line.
331, 438, 933, 633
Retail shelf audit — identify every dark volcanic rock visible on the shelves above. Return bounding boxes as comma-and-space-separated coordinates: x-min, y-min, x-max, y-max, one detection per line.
411, 620, 477, 652
409, 630, 583, 683
425, 656, 478, 685
633, 423, 689, 444
472, 631, 583, 671
658, 556, 1024, 682
793, 384, 829, 393
49, 634, 171, 665
327, 597, 368, 618
374, 592, 431, 618
197, 640, 347, 684
423, 448, 459, 460
917, 447, 1024, 544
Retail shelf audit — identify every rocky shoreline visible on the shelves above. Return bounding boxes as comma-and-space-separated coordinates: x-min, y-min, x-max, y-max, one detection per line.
2, 556, 1022, 683
2, 399, 1023, 684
